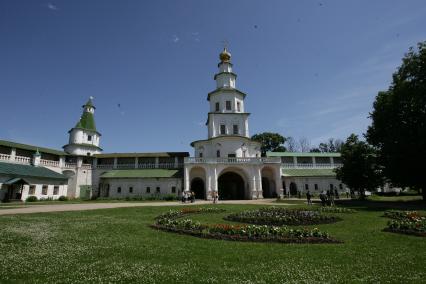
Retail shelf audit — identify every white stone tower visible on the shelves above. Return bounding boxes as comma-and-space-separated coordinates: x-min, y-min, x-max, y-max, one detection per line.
191, 48, 261, 158
63, 97, 102, 156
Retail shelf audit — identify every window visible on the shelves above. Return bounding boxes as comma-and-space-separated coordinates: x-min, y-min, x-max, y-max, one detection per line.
129, 186, 133, 193
53, 186, 59, 195
314, 184, 318, 190
305, 184, 309, 190
226, 100, 231, 110
216, 150, 220, 158
242, 150, 246, 157
339, 184, 343, 190
88, 135, 92, 141
237, 101, 241, 112
199, 152, 203, 158
156, 187, 160, 193
146, 187, 151, 193
228, 154, 236, 158
29, 185, 36, 195
171, 186, 176, 193
233, 124, 238, 135
87, 152, 91, 156
215, 102, 220, 111
329, 184, 334, 190
117, 187, 122, 193
42, 185, 48, 195
220, 124, 226, 135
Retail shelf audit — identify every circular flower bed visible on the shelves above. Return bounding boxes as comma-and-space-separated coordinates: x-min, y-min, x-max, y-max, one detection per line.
151, 207, 341, 244
224, 207, 342, 226
318, 207, 357, 213
383, 210, 426, 237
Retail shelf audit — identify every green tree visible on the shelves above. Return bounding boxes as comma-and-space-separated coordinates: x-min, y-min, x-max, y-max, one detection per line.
366, 42, 426, 201
251, 132, 286, 156
335, 134, 383, 199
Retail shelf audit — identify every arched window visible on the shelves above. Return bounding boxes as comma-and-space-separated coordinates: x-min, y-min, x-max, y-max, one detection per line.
216, 150, 220, 158
215, 102, 220, 111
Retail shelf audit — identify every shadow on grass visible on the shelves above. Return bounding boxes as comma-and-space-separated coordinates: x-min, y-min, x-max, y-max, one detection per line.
331, 199, 426, 211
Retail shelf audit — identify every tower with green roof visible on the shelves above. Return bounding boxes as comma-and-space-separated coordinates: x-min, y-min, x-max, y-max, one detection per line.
63, 97, 102, 156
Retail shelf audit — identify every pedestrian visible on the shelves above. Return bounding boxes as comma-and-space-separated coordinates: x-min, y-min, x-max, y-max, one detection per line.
212, 191, 218, 204
190, 191, 195, 203
334, 189, 339, 200
306, 190, 312, 205
319, 191, 327, 206
181, 192, 185, 203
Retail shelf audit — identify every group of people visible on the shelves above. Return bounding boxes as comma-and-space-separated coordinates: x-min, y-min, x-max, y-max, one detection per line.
181, 191, 195, 203
306, 188, 349, 206
181, 191, 220, 204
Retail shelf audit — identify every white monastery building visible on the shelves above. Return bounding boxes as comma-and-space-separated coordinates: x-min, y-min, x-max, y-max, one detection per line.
0, 48, 346, 202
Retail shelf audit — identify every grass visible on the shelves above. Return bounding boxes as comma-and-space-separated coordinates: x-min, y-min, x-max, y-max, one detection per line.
0, 199, 175, 207
0, 200, 425, 283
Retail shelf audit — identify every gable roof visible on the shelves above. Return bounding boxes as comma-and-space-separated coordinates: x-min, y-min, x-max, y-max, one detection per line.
100, 169, 182, 179
0, 162, 67, 180
0, 140, 66, 156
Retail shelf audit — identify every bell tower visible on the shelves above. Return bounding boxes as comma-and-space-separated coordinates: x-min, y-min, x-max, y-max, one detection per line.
63, 97, 102, 156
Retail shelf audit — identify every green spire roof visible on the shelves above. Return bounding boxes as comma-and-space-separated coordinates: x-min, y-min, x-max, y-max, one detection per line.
75, 111, 97, 131
83, 96, 95, 109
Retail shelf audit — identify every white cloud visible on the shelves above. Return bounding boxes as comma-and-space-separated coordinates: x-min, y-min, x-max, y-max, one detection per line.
172, 35, 179, 43
46, 3, 58, 10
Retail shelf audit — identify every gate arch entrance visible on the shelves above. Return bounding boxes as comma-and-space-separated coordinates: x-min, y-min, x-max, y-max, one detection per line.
218, 172, 245, 200
290, 182, 298, 196
190, 178, 205, 199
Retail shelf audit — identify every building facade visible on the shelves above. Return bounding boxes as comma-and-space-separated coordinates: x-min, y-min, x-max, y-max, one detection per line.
0, 48, 348, 202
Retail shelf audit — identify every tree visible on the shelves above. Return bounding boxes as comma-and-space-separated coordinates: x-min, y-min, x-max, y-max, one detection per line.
285, 136, 299, 152
315, 138, 344, 153
251, 132, 286, 156
335, 134, 384, 199
366, 42, 426, 201
298, 137, 311, 152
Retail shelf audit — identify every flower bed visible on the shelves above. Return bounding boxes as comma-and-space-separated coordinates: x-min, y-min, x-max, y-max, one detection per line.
318, 207, 356, 213
152, 207, 341, 244
383, 210, 426, 237
224, 207, 342, 226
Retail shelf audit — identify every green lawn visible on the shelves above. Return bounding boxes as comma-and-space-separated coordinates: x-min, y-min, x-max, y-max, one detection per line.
0, 201, 425, 283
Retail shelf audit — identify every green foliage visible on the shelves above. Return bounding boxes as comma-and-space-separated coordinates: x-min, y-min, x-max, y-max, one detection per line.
384, 210, 426, 235
225, 207, 341, 225
335, 134, 384, 199
312, 138, 344, 153
318, 207, 356, 213
58, 196, 68, 201
366, 42, 426, 201
251, 132, 286, 156
25, 196, 38, 202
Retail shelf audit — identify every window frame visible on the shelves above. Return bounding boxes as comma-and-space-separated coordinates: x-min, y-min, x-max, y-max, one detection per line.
225, 100, 232, 110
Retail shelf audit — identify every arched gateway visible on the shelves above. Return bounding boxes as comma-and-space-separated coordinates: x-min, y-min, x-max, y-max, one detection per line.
190, 178, 205, 199
218, 172, 245, 200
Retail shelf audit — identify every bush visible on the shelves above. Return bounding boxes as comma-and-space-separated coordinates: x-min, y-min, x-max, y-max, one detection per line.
26, 196, 38, 202
58, 195, 68, 201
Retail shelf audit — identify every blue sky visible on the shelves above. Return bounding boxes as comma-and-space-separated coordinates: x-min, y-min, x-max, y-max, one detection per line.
1, 0, 425, 153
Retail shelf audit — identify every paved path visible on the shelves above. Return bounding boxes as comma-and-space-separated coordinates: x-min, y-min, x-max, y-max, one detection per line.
0, 199, 296, 216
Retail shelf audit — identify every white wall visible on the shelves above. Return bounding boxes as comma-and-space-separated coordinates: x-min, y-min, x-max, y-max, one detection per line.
101, 178, 182, 198
194, 136, 261, 158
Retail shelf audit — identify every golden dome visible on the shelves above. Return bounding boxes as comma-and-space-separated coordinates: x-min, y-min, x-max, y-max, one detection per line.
219, 48, 231, 62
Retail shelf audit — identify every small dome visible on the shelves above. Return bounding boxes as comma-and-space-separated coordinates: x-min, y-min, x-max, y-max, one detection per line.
219, 48, 231, 62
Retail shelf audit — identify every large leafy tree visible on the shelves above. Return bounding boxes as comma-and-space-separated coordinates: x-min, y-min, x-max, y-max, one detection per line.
251, 132, 286, 156
366, 42, 426, 201
311, 138, 344, 153
335, 134, 383, 199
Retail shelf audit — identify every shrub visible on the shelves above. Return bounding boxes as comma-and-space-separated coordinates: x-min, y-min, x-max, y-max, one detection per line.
225, 207, 341, 226
319, 207, 356, 213
384, 210, 426, 236
58, 195, 68, 201
26, 196, 38, 202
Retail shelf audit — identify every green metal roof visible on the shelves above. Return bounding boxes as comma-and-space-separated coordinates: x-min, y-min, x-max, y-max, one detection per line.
63, 143, 103, 151
267, 152, 341, 158
75, 111, 97, 132
282, 168, 337, 177
100, 169, 182, 179
95, 152, 189, 158
0, 162, 68, 180
83, 97, 95, 109
0, 140, 66, 156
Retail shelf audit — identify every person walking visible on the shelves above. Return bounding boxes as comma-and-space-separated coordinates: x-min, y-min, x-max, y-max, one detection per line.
190, 191, 195, 203
306, 190, 312, 205
212, 191, 218, 204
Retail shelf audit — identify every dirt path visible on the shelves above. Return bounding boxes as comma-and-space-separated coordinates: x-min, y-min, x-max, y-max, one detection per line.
0, 199, 296, 216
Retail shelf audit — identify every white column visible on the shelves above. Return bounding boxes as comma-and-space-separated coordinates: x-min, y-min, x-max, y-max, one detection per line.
184, 166, 190, 192
134, 157, 138, 169
155, 157, 159, 168
10, 148, 16, 161
59, 156, 65, 168
312, 157, 316, 167
206, 166, 213, 200
174, 156, 178, 168
256, 167, 263, 199
293, 156, 298, 167
330, 157, 335, 167
274, 166, 283, 198
113, 157, 117, 169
